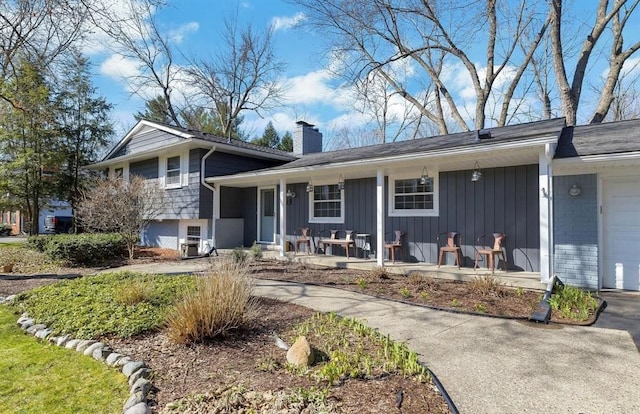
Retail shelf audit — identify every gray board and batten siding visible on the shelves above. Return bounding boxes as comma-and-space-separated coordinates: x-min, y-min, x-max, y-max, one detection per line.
280, 164, 541, 271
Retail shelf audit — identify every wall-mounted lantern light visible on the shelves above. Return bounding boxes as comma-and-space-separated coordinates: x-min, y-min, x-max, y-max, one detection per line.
471, 161, 482, 182
286, 188, 296, 204
419, 167, 430, 185
338, 174, 345, 190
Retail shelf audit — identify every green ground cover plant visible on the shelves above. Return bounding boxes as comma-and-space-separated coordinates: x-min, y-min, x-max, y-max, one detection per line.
0, 307, 128, 413
11, 271, 195, 338
549, 284, 599, 321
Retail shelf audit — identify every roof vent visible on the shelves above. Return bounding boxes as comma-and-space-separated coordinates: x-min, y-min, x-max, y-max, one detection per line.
475, 129, 492, 142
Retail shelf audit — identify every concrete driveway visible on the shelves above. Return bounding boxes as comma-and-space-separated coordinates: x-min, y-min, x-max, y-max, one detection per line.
595, 290, 640, 351
254, 279, 640, 414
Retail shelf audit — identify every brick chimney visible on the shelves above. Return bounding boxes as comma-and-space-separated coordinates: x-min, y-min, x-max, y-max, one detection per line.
294, 121, 323, 155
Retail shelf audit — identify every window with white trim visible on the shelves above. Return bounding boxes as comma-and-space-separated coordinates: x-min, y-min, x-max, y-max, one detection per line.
309, 184, 344, 223
166, 156, 181, 187
388, 173, 439, 217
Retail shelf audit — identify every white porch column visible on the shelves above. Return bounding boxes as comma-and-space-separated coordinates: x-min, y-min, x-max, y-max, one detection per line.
539, 143, 556, 282
279, 178, 286, 257
376, 168, 385, 267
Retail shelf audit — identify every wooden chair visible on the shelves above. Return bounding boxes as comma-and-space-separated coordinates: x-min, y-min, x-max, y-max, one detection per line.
384, 230, 404, 263
437, 231, 462, 269
318, 229, 356, 258
294, 227, 313, 255
474, 233, 507, 273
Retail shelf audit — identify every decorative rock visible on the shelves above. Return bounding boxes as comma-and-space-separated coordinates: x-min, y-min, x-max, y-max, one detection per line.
286, 336, 313, 367
106, 352, 125, 366
84, 342, 105, 356
34, 328, 53, 339
116, 356, 133, 367
123, 402, 151, 414
128, 368, 151, 387
4, 294, 16, 303
130, 378, 152, 398
123, 360, 145, 377
18, 318, 35, 330
75, 339, 97, 353
26, 323, 47, 334
92, 346, 112, 361
123, 391, 145, 410
17, 314, 30, 325
65, 339, 81, 349
56, 335, 71, 347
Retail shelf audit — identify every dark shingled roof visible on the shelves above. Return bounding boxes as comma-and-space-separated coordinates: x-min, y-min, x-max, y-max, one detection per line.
555, 118, 640, 159
141, 119, 297, 160
272, 117, 566, 170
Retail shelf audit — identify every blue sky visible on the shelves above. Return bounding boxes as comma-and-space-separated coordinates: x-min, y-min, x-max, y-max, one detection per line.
85, 1, 640, 145
88, 0, 346, 141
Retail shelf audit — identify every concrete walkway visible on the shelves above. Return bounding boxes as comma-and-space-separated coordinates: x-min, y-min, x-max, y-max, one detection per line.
100, 260, 640, 413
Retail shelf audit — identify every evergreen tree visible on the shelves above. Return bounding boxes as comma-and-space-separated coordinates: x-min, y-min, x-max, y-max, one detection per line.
251, 121, 280, 148
0, 58, 61, 234
55, 52, 114, 226
279, 131, 293, 152
134, 95, 173, 124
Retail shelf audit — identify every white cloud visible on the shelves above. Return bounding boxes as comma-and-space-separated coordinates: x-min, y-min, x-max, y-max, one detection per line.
271, 12, 306, 32
100, 54, 140, 79
168, 22, 199, 44
282, 70, 340, 105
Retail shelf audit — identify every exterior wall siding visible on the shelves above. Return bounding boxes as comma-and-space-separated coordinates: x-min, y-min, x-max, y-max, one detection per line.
282, 165, 540, 271
143, 220, 179, 249
553, 174, 598, 289
130, 158, 159, 179
110, 129, 184, 159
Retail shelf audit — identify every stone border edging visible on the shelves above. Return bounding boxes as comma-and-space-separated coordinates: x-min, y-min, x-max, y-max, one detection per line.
6, 301, 152, 414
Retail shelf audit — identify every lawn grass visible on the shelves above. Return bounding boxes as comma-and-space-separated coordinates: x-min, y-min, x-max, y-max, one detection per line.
0, 306, 128, 414
0, 241, 24, 247
12, 271, 195, 338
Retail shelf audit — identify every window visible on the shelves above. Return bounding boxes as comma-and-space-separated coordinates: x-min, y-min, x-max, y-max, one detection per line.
388, 173, 439, 217
10, 211, 17, 224
187, 226, 201, 243
309, 184, 344, 223
166, 156, 181, 187
114, 167, 124, 177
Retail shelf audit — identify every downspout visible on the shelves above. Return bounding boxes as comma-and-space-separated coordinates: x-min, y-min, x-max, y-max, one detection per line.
201, 146, 217, 253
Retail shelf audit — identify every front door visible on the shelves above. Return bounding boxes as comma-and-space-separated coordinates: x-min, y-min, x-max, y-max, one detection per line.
258, 187, 275, 243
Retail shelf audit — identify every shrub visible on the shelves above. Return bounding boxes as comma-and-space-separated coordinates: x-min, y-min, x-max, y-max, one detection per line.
549, 284, 599, 321
469, 274, 507, 297
231, 246, 247, 264
166, 259, 259, 344
369, 266, 389, 280
250, 241, 263, 260
0, 224, 11, 236
43, 233, 127, 266
26, 235, 51, 252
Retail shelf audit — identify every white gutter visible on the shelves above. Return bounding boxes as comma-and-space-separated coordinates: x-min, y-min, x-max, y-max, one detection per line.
201, 146, 217, 252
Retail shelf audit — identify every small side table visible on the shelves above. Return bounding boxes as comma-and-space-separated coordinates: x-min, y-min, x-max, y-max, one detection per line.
355, 233, 371, 259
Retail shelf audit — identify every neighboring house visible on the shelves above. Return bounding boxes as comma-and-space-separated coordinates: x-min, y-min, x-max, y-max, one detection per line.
0, 209, 22, 235
208, 118, 566, 285
553, 119, 640, 291
89, 119, 295, 254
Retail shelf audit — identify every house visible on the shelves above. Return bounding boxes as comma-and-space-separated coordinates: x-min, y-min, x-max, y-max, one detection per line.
95, 117, 640, 292
89, 120, 295, 254
207, 118, 566, 284
553, 119, 640, 291
0, 209, 22, 235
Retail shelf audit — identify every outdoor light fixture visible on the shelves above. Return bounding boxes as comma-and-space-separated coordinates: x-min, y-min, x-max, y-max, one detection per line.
286, 188, 296, 204
338, 174, 345, 190
306, 181, 314, 193
419, 167, 430, 185
471, 161, 482, 182
568, 184, 581, 197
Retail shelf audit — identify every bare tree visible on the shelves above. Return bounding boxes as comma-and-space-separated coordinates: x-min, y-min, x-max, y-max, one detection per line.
76, 175, 165, 259
550, 0, 640, 125
82, 0, 184, 126
184, 14, 286, 140
0, 0, 88, 106
293, 0, 549, 134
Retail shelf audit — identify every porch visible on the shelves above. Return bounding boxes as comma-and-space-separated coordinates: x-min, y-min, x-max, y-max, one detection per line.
260, 249, 546, 291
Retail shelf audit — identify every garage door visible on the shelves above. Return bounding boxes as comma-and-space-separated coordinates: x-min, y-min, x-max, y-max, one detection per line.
603, 178, 640, 290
